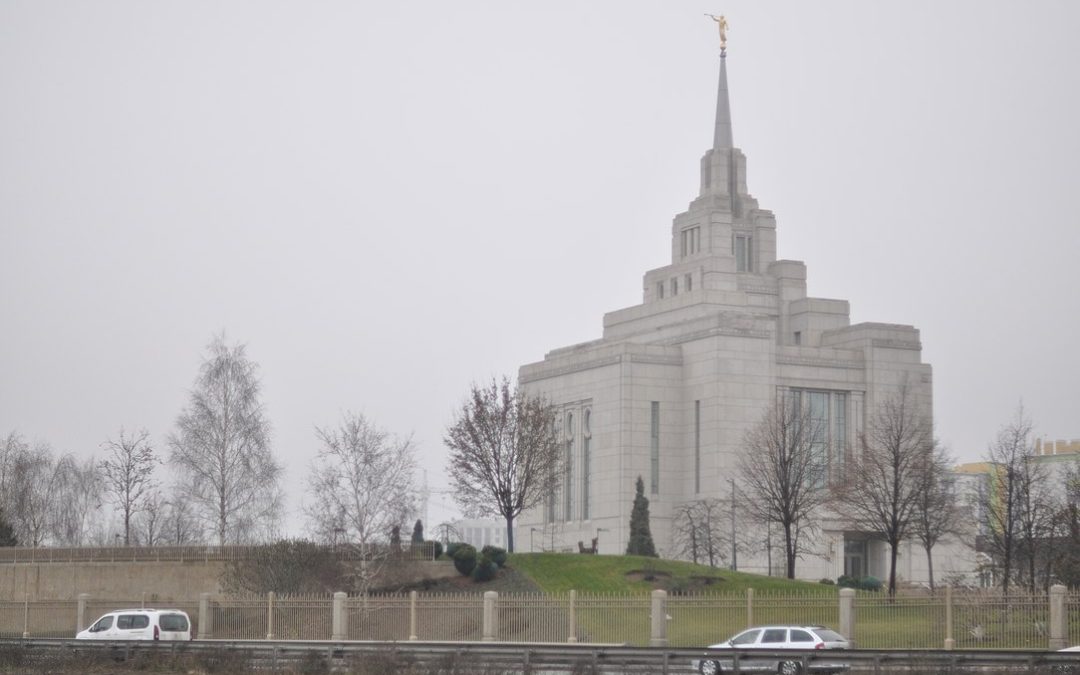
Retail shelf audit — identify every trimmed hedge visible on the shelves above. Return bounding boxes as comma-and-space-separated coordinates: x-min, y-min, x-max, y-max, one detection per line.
480, 545, 507, 568
452, 544, 477, 576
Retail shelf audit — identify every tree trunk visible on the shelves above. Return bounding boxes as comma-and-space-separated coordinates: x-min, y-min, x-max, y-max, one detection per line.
888, 539, 899, 598
784, 522, 795, 579
925, 543, 935, 595
505, 514, 515, 553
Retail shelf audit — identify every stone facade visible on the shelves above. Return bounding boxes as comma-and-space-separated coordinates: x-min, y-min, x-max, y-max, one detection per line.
517, 51, 954, 583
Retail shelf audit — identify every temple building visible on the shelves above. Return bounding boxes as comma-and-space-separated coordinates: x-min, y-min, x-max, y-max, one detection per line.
516, 44, 970, 584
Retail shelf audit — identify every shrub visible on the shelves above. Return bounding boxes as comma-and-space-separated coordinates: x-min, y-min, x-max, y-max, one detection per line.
452, 544, 477, 576
858, 575, 882, 592
836, 574, 858, 589
480, 545, 508, 568
819, 578, 835, 585
432, 541, 444, 560
471, 553, 498, 582
446, 542, 464, 559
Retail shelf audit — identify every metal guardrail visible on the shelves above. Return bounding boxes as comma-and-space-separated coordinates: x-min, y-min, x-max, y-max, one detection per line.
0, 640, 1077, 674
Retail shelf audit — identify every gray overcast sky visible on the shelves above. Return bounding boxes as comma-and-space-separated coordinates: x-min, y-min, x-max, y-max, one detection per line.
2, 1, 1078, 533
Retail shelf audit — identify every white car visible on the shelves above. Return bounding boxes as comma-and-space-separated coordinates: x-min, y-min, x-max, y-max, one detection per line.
694, 625, 850, 675
76, 609, 192, 641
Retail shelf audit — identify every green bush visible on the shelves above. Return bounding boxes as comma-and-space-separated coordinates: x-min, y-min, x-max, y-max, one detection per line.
858, 575, 882, 592
836, 574, 857, 589
446, 542, 464, 559
471, 553, 498, 582
480, 545, 508, 568
432, 541, 444, 560
819, 578, 835, 585
452, 544, 477, 576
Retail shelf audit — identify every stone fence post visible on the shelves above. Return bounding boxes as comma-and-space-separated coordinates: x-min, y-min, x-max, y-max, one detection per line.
1049, 584, 1067, 650
266, 591, 275, 640
839, 588, 855, 647
409, 591, 418, 641
77, 593, 90, 634
746, 588, 754, 629
944, 586, 955, 650
567, 590, 577, 643
650, 590, 668, 647
332, 592, 348, 641
482, 591, 498, 642
198, 593, 212, 639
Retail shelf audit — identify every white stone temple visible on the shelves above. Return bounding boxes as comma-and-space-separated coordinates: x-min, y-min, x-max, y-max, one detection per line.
516, 47, 972, 584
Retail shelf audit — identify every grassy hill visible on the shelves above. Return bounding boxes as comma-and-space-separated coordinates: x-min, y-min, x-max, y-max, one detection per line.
507, 553, 830, 594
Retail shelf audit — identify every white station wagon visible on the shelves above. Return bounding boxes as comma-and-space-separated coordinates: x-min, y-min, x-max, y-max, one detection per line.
76, 609, 192, 641
694, 625, 850, 675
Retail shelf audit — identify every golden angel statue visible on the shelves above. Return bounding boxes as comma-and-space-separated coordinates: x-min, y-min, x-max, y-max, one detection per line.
705, 14, 729, 49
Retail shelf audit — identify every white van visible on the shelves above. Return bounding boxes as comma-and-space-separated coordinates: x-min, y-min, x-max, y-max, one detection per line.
76, 609, 192, 641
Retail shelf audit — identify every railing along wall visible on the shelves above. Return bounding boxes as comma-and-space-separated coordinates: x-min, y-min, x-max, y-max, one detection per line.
3, 587, 1075, 650
0, 543, 439, 564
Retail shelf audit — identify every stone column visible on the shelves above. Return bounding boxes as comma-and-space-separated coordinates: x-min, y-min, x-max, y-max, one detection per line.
331, 592, 347, 641
77, 594, 90, 634
944, 586, 955, 650
409, 591, 418, 641
1049, 584, 1067, 650
839, 588, 855, 647
649, 590, 668, 647
198, 593, 212, 640
567, 590, 577, 643
266, 591, 275, 640
746, 588, 754, 629
482, 591, 498, 642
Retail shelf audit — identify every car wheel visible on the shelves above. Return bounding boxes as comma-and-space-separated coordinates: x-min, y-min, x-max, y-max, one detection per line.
699, 659, 722, 675
777, 660, 801, 675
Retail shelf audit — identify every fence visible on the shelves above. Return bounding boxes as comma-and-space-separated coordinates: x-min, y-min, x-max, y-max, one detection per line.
1, 587, 1076, 649
0, 543, 437, 564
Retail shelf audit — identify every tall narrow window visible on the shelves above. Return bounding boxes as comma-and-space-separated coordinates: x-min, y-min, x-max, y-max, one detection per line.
694, 400, 701, 494
650, 401, 660, 494
685, 273, 693, 292
582, 408, 592, 520
671, 278, 678, 296
564, 412, 574, 521
681, 226, 701, 258
734, 234, 752, 272
657, 282, 665, 300
833, 392, 847, 474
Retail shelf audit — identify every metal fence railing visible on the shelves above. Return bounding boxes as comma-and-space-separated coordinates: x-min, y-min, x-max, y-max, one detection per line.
0, 589, 1075, 649
0, 543, 438, 564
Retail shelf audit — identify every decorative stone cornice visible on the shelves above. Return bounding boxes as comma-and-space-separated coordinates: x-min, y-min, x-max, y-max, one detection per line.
871, 338, 922, 351
519, 355, 622, 384
777, 355, 864, 370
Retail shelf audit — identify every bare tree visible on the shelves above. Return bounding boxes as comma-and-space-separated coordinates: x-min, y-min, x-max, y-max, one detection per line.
48, 454, 102, 546
738, 395, 828, 579
168, 334, 283, 544
304, 411, 416, 590
910, 444, 963, 594
161, 491, 203, 545
100, 428, 158, 546
132, 489, 167, 546
833, 385, 935, 597
671, 499, 728, 567
444, 377, 561, 553
979, 406, 1042, 594
2, 438, 59, 547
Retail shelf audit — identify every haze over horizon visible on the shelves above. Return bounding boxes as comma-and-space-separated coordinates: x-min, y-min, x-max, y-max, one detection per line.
2, 1, 1077, 537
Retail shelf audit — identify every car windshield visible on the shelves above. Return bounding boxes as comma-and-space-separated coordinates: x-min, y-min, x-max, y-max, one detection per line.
159, 614, 188, 631
814, 629, 846, 642
92, 616, 113, 631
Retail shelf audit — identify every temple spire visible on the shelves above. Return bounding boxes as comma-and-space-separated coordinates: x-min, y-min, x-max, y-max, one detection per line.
712, 51, 733, 151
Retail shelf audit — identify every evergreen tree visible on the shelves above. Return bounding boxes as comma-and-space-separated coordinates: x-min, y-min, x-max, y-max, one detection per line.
390, 525, 401, 546
0, 509, 17, 547
626, 476, 658, 557
411, 519, 424, 544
